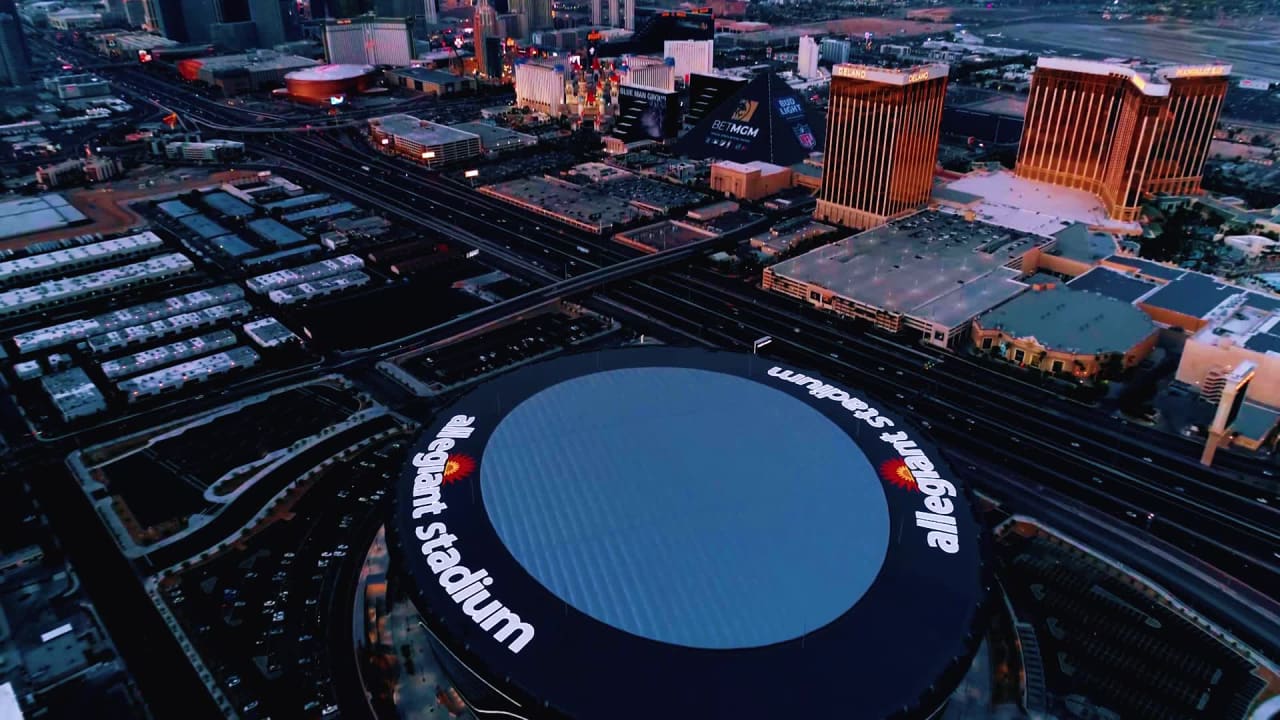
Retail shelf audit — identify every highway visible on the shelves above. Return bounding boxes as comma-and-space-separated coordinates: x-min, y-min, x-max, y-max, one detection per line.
114, 64, 1280, 571
50, 49, 1280, 669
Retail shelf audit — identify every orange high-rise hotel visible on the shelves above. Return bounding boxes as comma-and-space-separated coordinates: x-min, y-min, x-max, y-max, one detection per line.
1016, 58, 1231, 222
816, 63, 950, 229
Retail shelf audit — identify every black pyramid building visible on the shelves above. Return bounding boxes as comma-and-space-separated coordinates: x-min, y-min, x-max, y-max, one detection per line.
675, 71, 824, 166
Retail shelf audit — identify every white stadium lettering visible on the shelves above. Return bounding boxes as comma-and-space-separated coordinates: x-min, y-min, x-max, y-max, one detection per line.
766, 366, 961, 554
411, 415, 536, 654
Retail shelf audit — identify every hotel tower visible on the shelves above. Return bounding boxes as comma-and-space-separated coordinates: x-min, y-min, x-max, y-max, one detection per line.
1016, 57, 1230, 222
816, 63, 950, 229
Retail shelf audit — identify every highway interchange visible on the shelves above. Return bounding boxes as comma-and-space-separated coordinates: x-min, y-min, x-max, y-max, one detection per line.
33, 44, 1280, 694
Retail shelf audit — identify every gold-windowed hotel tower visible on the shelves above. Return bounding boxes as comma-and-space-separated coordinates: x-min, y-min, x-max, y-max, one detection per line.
1016, 58, 1230, 222
816, 63, 950, 230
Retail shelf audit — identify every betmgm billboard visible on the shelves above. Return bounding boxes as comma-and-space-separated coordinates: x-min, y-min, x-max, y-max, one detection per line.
617, 85, 681, 141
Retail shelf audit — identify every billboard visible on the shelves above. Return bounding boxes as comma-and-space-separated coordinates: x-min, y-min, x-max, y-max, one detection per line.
677, 71, 824, 165
1238, 78, 1273, 91
615, 85, 681, 141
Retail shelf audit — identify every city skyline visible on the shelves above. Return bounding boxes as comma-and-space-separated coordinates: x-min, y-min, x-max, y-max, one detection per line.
0, 5, 1277, 720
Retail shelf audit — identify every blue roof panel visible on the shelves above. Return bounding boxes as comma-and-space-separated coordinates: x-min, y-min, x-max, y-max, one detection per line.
481, 367, 889, 649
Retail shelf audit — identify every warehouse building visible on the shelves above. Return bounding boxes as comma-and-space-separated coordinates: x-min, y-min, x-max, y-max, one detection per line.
266, 271, 370, 305
177, 52, 319, 95
10, 284, 244, 355
100, 330, 238, 380
245, 254, 365, 294
85, 301, 253, 355
386, 66, 477, 96
0, 232, 164, 287
118, 347, 260, 401
0, 254, 195, 319
41, 368, 106, 422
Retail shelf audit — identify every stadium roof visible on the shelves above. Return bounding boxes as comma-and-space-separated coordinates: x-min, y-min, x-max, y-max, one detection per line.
974, 286, 1156, 354
393, 347, 987, 720
675, 71, 824, 166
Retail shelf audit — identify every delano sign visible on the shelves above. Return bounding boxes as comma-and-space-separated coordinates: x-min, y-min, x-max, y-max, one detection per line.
408, 415, 536, 654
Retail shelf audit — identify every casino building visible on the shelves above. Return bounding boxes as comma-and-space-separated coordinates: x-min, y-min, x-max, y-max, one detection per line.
816, 63, 950, 230
1016, 58, 1231, 222
391, 347, 990, 719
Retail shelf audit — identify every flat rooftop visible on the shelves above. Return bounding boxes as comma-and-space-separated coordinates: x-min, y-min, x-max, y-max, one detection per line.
195, 52, 318, 73
616, 220, 716, 252
1066, 267, 1158, 303
201, 191, 255, 218
1051, 223, 1117, 264
392, 66, 469, 84
941, 168, 1141, 235
1035, 57, 1231, 98
451, 122, 535, 148
1142, 272, 1240, 319
0, 194, 88, 241
975, 286, 1156, 354
247, 217, 307, 247
716, 160, 790, 175
369, 114, 480, 147
750, 220, 835, 255
483, 177, 645, 231
770, 210, 1048, 328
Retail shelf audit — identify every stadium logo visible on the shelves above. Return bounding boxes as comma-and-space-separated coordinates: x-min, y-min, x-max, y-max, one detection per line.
765, 367, 893, 429
879, 431, 961, 555
409, 415, 536, 654
731, 99, 759, 122
878, 458, 918, 492
442, 454, 475, 485
764, 366, 961, 555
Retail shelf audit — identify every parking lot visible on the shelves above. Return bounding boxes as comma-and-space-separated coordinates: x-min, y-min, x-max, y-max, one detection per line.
397, 311, 616, 394
93, 381, 366, 539
158, 437, 408, 720
997, 529, 1267, 720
